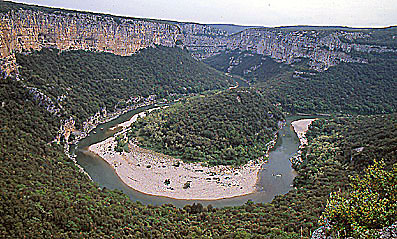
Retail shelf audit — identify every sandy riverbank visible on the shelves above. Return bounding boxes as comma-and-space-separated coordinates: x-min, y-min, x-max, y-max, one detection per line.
291, 119, 316, 146
290, 118, 316, 165
88, 109, 270, 200
109, 107, 159, 131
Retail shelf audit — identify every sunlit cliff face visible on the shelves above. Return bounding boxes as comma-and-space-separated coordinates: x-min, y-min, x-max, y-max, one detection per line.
0, 9, 181, 75
1, 8, 396, 77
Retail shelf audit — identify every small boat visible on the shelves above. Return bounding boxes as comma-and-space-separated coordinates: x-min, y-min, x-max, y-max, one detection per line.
100, 127, 104, 130
93, 131, 97, 134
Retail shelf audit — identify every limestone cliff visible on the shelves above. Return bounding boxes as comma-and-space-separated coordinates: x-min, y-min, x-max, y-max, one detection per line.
0, 9, 181, 75
1, 3, 396, 76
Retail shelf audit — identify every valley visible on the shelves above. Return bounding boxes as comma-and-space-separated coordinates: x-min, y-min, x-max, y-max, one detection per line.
69, 105, 306, 208
0, 1, 396, 238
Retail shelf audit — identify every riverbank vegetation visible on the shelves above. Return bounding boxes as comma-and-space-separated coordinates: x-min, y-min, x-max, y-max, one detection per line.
127, 89, 284, 165
2, 76, 395, 237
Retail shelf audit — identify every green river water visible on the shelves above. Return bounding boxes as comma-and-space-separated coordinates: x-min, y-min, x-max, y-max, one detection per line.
74, 105, 307, 208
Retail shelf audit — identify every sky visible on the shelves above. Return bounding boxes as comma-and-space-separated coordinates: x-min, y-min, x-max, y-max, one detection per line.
10, 0, 397, 28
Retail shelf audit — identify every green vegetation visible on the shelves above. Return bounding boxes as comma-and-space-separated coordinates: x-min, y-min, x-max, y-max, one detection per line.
260, 54, 397, 115
303, 114, 396, 170
206, 48, 397, 116
127, 89, 284, 165
320, 161, 396, 238
17, 47, 233, 127
204, 50, 291, 82
115, 134, 130, 153
1, 1, 396, 236
1, 73, 396, 238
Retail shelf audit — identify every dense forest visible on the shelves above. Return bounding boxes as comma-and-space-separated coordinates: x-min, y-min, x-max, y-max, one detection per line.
206, 48, 397, 116
321, 160, 396, 237
127, 89, 284, 165
260, 53, 397, 115
17, 47, 233, 127
1, 77, 395, 237
1, 1, 396, 238
203, 50, 291, 81
300, 115, 397, 237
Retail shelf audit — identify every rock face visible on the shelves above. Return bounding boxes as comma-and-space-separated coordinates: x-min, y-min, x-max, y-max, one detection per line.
0, 9, 181, 75
1, 5, 396, 76
182, 26, 396, 72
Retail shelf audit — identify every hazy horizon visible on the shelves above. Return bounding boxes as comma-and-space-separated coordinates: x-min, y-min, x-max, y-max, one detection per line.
8, 0, 397, 28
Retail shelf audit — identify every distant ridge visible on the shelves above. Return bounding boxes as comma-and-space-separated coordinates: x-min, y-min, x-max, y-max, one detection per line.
207, 24, 259, 34
274, 25, 397, 31
1, 1, 395, 30
1, 0, 397, 76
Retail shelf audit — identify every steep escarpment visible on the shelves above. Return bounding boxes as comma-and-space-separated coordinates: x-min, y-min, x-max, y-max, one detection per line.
0, 2, 181, 75
1, 1, 396, 76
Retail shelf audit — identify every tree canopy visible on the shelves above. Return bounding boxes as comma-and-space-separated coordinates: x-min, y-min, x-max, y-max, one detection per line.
127, 89, 284, 165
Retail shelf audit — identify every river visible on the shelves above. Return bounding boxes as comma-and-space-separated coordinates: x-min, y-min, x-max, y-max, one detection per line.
73, 106, 304, 208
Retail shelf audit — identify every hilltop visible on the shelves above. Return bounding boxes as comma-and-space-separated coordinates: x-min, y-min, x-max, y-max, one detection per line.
127, 89, 284, 166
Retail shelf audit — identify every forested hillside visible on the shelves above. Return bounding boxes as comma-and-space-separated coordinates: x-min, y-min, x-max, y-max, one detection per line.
300, 114, 397, 237
320, 160, 396, 237
206, 47, 397, 115
260, 52, 397, 115
127, 89, 284, 165
204, 50, 291, 82
2, 77, 395, 237
16, 46, 233, 126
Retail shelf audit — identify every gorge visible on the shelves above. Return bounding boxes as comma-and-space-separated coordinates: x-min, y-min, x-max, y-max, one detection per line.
1, 1, 396, 238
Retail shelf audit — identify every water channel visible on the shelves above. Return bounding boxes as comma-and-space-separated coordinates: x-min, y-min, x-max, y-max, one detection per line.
74, 105, 304, 208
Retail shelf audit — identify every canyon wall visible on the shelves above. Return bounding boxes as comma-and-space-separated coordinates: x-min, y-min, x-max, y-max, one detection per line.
0, 9, 181, 75
1, 6, 396, 76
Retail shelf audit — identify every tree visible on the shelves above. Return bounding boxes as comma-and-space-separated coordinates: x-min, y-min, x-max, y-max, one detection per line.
183, 182, 191, 189
320, 160, 397, 238
164, 179, 170, 185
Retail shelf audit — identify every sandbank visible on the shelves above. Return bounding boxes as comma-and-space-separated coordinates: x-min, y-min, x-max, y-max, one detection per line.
290, 118, 316, 165
89, 109, 273, 200
291, 118, 316, 146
